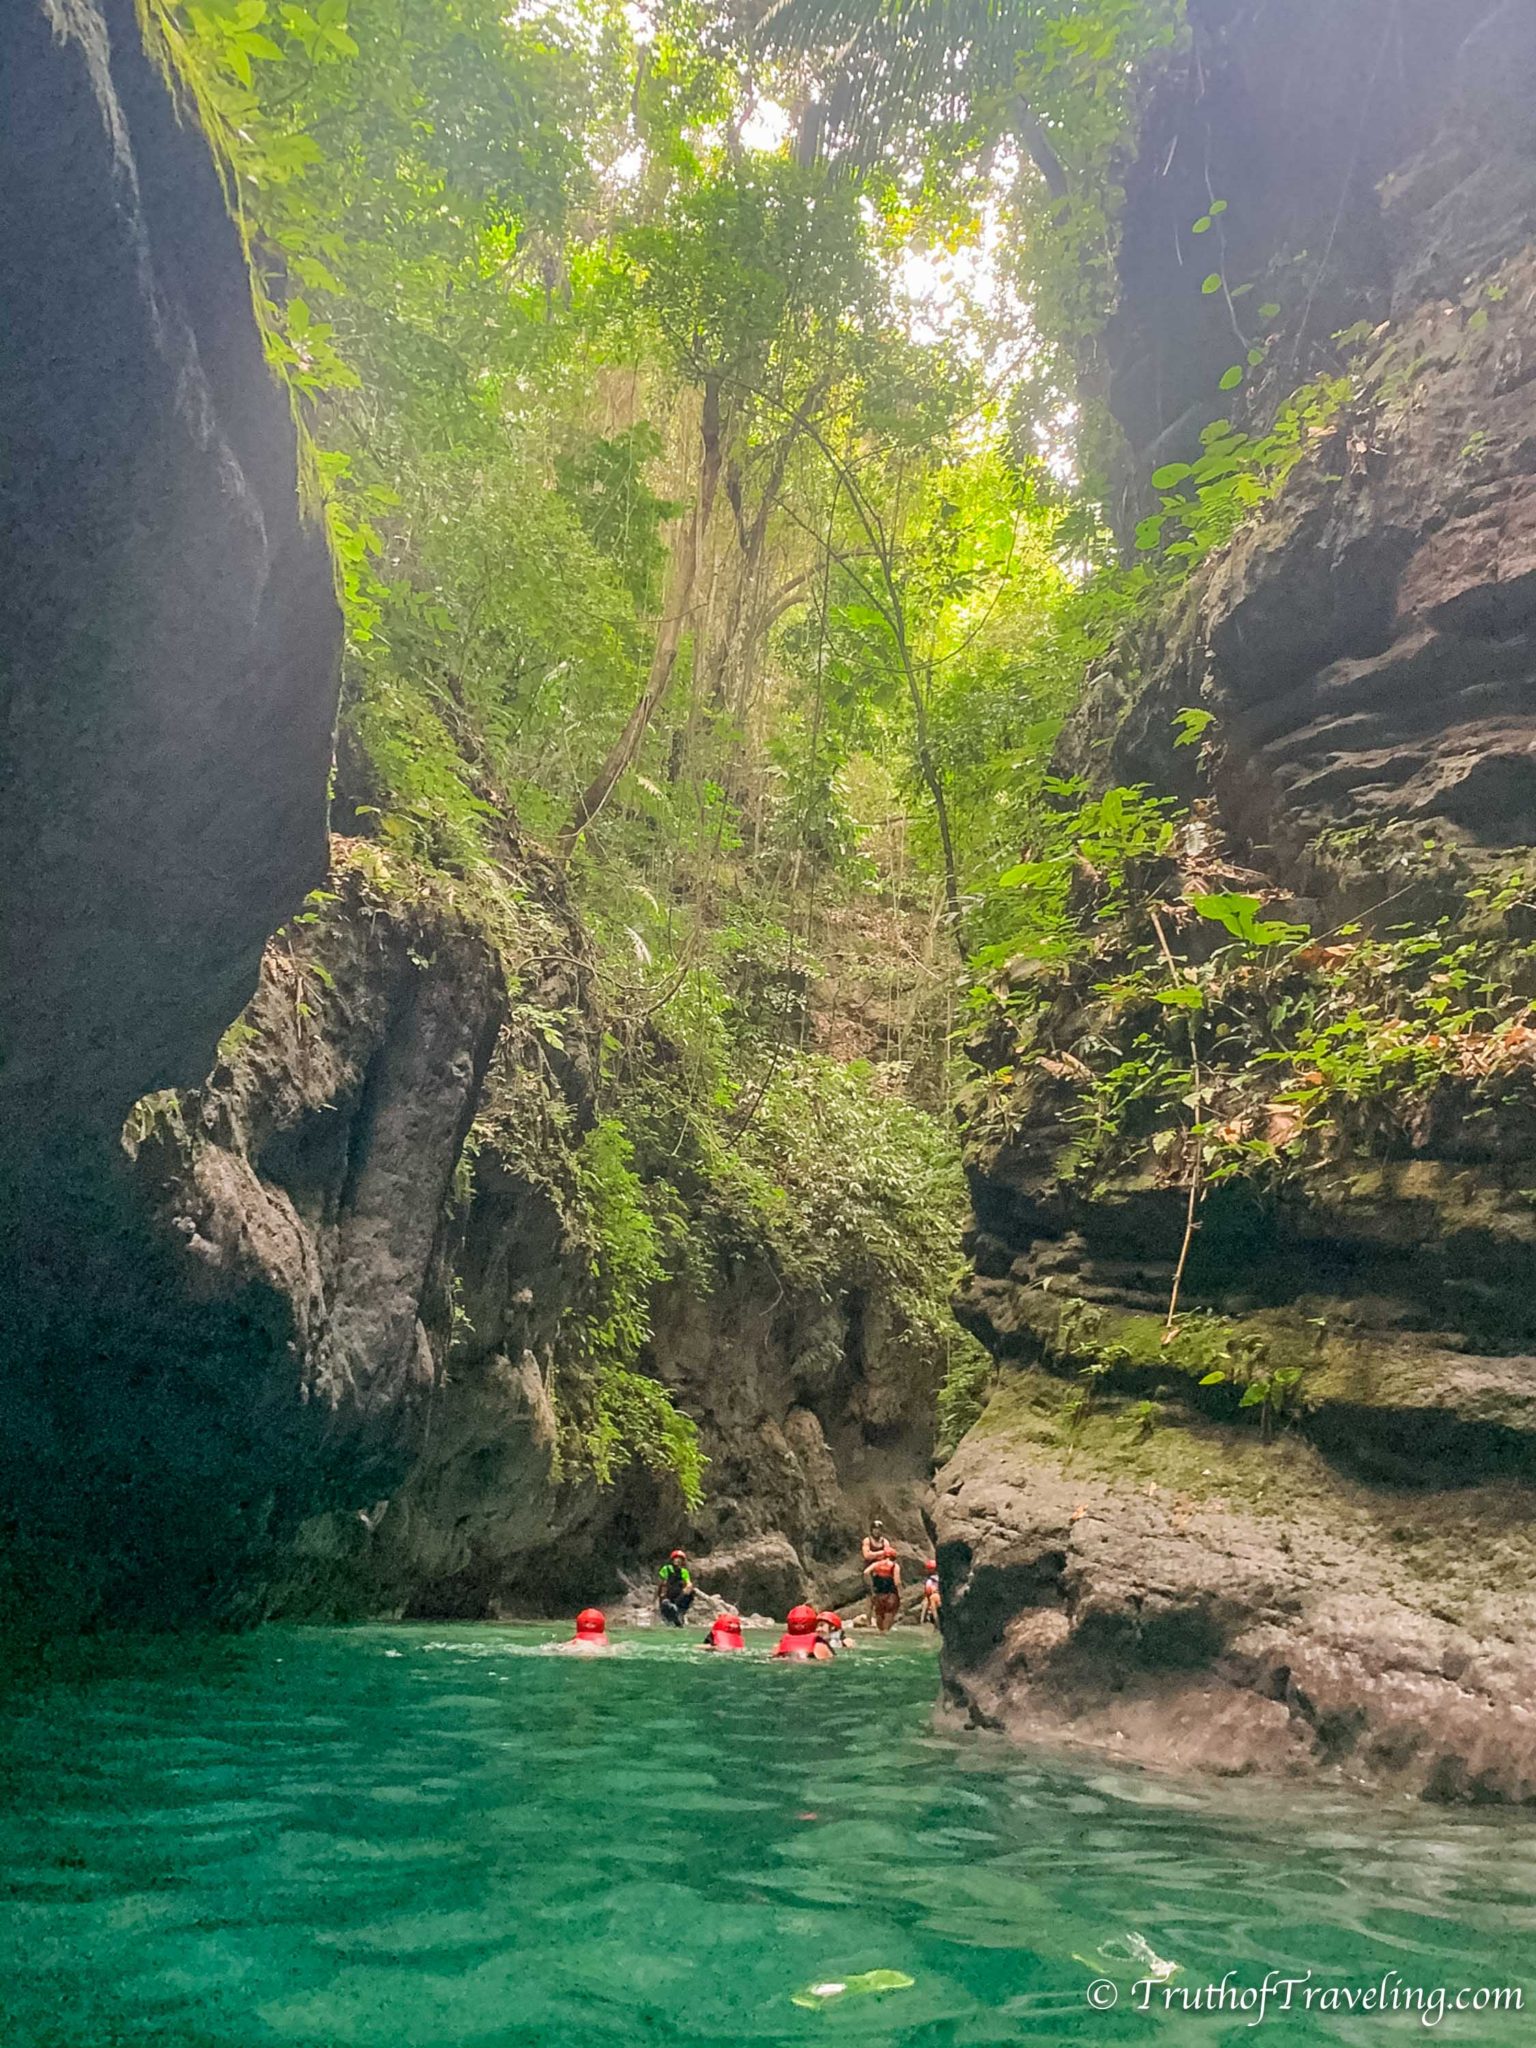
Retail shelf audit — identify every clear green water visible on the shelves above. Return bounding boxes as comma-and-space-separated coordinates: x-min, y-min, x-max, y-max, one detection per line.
0, 1625, 1531, 2045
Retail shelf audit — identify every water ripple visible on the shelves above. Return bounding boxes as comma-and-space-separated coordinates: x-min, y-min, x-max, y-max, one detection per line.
0, 1625, 1531, 2044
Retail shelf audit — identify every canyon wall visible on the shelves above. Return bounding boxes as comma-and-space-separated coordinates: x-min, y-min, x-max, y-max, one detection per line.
0, 0, 340, 1146
936, 0, 1536, 1801
0, 0, 343, 1631
119, 845, 936, 1625
0, 3, 933, 1634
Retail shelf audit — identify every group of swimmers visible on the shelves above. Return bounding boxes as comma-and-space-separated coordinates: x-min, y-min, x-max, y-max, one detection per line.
561, 1521, 941, 1653
560, 1599, 847, 1658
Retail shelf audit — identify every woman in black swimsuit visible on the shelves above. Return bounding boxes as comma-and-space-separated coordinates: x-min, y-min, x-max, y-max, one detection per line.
863, 1547, 902, 1633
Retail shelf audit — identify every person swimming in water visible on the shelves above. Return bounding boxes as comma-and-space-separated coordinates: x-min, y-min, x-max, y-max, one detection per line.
864, 1546, 902, 1633
820, 1611, 847, 1652
657, 1549, 695, 1627
920, 1560, 941, 1626
558, 1608, 612, 1653
771, 1604, 834, 1660
702, 1608, 744, 1651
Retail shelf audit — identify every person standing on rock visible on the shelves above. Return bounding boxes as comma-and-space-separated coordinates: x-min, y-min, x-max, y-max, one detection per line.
657, 1549, 695, 1627
920, 1560, 941, 1626
861, 1518, 892, 1568
863, 1546, 902, 1633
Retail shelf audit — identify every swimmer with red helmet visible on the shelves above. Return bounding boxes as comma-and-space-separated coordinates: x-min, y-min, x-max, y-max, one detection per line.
772, 1603, 834, 1661
820, 1611, 847, 1652
558, 1608, 612, 1653
920, 1559, 941, 1625
702, 1607, 745, 1651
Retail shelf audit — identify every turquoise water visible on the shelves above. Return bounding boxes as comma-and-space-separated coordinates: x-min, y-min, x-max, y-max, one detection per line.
0, 1626, 1531, 2045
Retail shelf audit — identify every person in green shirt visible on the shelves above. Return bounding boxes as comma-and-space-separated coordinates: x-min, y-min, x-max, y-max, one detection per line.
657, 1549, 695, 1626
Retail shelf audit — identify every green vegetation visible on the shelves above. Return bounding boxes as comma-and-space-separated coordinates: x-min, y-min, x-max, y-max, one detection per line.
133, 0, 1508, 1488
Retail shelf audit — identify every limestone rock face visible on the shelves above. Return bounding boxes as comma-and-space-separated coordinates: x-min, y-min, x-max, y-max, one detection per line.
454, 1252, 939, 1623
112, 848, 610, 1626
0, 0, 342, 1629
0, 0, 340, 1143
51, 849, 938, 1627
632, 1271, 935, 1602
933, 1387, 1536, 1800
939, 0, 1536, 1801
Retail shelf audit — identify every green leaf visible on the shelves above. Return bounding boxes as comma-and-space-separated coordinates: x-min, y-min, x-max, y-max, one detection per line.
1191, 215, 1213, 235
792, 1970, 915, 2008
1247, 348, 1265, 366
292, 254, 344, 294
1239, 1382, 1267, 1408
1150, 462, 1192, 490
1201, 273, 1222, 295
1259, 301, 1282, 320
1190, 892, 1308, 948
1172, 706, 1215, 747
1219, 365, 1244, 392
1198, 1370, 1227, 1385
996, 860, 1057, 890
1134, 515, 1165, 551
1209, 199, 1228, 215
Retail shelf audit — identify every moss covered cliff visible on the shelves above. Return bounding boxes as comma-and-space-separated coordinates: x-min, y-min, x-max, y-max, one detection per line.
936, 0, 1536, 1801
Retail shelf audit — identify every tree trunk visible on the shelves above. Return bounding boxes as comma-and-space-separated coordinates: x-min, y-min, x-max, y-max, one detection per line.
560, 379, 723, 856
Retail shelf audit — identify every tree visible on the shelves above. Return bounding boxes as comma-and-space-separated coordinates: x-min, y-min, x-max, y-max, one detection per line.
756, 0, 1180, 192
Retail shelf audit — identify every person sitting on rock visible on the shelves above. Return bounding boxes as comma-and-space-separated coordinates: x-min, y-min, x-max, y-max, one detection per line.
772, 1603, 833, 1660
863, 1547, 902, 1633
920, 1561, 941, 1626
657, 1549, 695, 1627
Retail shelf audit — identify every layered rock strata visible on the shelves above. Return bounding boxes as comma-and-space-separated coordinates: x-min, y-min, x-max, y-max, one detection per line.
938, 0, 1536, 1800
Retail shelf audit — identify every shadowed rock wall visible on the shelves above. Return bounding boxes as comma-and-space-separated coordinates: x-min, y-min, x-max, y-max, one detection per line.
0, 0, 341, 1629
0, 0, 340, 1140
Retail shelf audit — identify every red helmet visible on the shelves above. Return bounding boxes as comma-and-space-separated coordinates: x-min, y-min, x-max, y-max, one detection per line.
785, 1603, 818, 1634
669, 1549, 686, 1561
821, 1613, 842, 1629
712, 1611, 743, 1634
925, 1560, 937, 1573
575, 1608, 607, 1637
